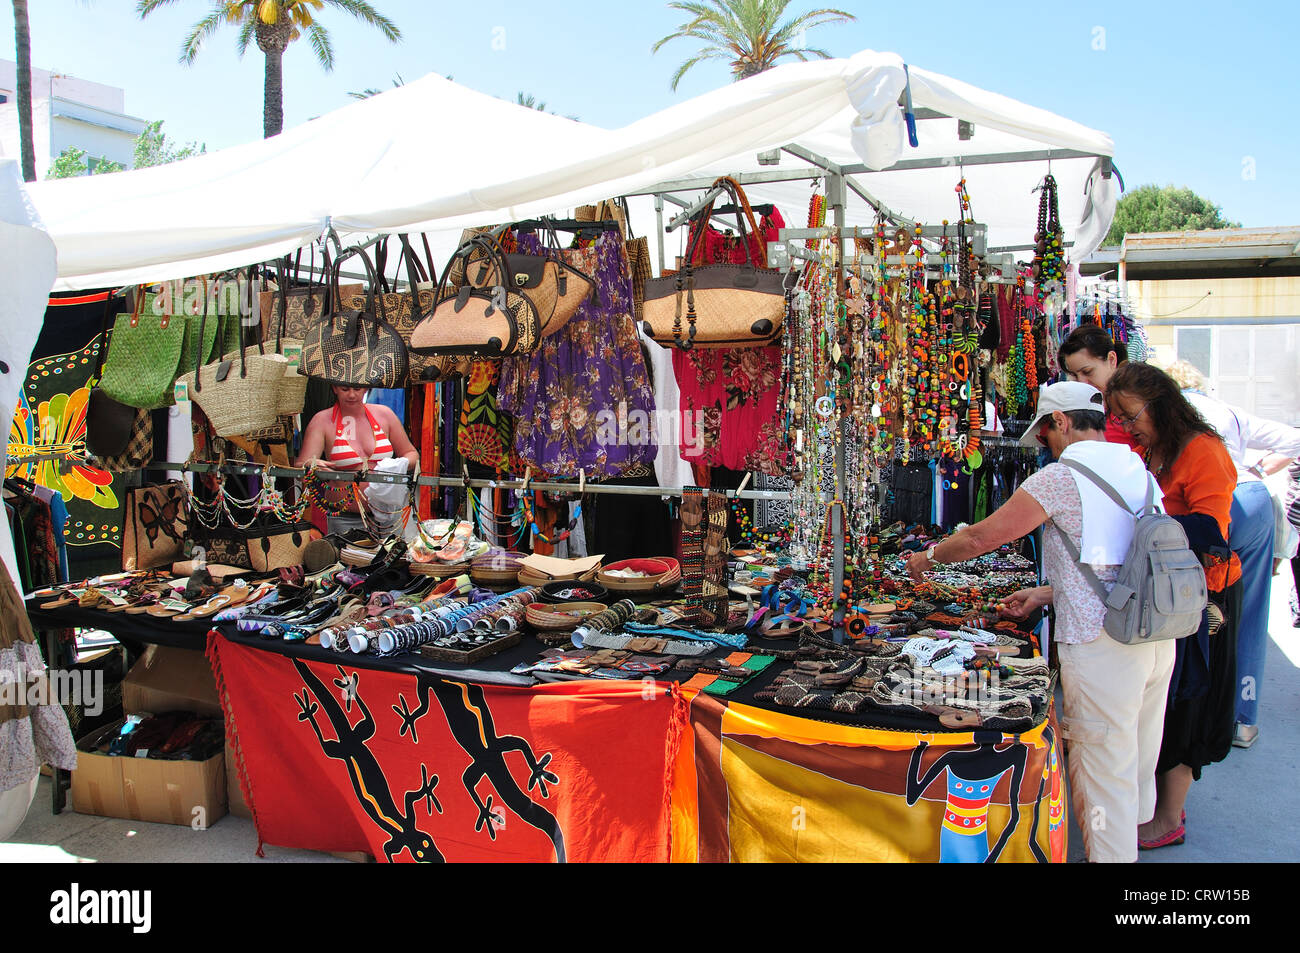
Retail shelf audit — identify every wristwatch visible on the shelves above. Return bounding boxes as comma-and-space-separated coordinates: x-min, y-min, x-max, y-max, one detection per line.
1248, 463, 1266, 479
926, 544, 940, 563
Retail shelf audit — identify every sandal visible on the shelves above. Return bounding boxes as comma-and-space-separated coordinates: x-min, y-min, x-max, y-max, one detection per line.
1138, 825, 1185, 851
177, 581, 255, 622
38, 588, 88, 610
147, 598, 199, 619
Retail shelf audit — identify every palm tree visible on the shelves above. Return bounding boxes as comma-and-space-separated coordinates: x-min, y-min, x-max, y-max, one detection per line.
12, 0, 35, 181
516, 92, 579, 122
652, 0, 855, 91
347, 72, 406, 100
137, 0, 401, 138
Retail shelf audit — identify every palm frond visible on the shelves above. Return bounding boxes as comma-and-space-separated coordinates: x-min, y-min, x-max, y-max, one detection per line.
307, 21, 334, 70
669, 48, 730, 91
136, 0, 186, 15
319, 0, 401, 41
178, 9, 226, 65
235, 15, 255, 57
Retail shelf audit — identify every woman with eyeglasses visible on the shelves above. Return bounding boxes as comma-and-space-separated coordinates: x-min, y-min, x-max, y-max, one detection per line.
1057, 324, 1141, 450
1105, 362, 1243, 851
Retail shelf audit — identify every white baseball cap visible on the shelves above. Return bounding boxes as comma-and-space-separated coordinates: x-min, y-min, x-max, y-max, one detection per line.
1017, 381, 1107, 447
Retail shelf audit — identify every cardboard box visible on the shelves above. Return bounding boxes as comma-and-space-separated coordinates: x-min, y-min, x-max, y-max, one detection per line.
71, 645, 227, 828
72, 721, 226, 827
123, 645, 223, 720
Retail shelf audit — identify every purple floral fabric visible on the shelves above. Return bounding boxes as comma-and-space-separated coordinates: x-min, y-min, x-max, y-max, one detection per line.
498, 229, 658, 478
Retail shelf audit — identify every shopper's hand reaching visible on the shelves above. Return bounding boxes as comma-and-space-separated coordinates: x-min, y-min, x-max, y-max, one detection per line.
999, 586, 1052, 619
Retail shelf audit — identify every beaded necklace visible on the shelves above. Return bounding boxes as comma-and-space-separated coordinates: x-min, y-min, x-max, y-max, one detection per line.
520, 489, 583, 545
1031, 173, 1065, 300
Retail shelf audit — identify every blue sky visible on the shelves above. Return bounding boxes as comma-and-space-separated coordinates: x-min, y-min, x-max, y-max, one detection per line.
7, 0, 1296, 227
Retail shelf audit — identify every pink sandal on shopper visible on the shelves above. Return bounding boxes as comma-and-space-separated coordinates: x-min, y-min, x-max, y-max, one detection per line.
1138, 825, 1185, 850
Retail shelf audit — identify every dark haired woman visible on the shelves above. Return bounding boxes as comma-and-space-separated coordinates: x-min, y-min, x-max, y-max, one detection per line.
1106, 362, 1242, 850
1058, 324, 1140, 450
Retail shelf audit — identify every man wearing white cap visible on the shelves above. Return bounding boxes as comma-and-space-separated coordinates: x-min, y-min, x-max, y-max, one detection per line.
905, 381, 1174, 863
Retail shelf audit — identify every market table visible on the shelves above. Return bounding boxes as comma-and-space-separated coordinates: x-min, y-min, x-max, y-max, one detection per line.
29, 603, 1066, 863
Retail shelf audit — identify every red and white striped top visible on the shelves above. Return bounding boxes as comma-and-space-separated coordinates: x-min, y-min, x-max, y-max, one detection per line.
328, 405, 394, 470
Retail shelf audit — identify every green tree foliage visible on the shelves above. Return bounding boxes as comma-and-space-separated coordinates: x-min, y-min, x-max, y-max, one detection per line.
134, 120, 206, 167
1103, 184, 1241, 246
652, 0, 856, 91
45, 147, 123, 179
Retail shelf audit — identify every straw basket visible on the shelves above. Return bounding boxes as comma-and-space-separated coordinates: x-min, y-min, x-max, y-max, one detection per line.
177, 350, 284, 437
596, 557, 681, 595
409, 560, 469, 578
471, 550, 527, 588
525, 601, 606, 633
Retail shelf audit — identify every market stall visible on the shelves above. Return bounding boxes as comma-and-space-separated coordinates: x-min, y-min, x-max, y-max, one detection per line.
9, 49, 1131, 862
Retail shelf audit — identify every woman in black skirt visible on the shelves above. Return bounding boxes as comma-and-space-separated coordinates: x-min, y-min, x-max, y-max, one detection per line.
1107, 363, 1244, 850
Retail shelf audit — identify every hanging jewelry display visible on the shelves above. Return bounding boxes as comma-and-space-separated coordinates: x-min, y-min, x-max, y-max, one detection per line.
1031, 173, 1065, 300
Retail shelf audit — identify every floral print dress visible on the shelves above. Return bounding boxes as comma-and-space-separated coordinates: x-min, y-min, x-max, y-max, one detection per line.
498, 229, 658, 479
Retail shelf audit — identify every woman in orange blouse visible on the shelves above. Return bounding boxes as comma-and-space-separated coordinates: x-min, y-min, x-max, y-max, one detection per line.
1107, 363, 1243, 851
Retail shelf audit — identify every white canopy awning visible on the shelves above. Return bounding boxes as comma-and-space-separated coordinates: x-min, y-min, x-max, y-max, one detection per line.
27, 50, 1117, 291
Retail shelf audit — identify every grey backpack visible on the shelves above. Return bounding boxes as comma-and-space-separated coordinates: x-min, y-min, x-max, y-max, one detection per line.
1052, 459, 1207, 644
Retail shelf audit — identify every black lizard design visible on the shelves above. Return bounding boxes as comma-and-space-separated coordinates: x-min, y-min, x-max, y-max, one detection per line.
292, 658, 445, 863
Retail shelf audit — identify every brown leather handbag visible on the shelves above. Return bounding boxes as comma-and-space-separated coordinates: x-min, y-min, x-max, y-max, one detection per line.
411, 234, 542, 358
642, 177, 789, 349
301, 246, 409, 387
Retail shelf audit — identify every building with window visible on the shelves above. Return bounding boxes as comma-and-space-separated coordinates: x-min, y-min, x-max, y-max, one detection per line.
1082, 227, 1300, 426
0, 59, 146, 178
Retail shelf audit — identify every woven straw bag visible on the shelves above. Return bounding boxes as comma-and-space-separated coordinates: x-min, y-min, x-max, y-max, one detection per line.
98, 288, 186, 410
245, 521, 322, 573
121, 481, 188, 571
642, 177, 787, 349
175, 275, 284, 438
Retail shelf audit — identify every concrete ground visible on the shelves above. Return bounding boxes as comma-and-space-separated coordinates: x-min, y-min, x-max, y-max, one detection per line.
4, 571, 1298, 863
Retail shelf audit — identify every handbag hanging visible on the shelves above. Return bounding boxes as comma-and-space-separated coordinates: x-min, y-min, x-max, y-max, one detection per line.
410, 234, 542, 358
97, 286, 186, 410
642, 176, 789, 349
121, 481, 188, 571
175, 271, 285, 437
258, 245, 365, 345
301, 245, 409, 387
85, 291, 141, 458
350, 234, 474, 386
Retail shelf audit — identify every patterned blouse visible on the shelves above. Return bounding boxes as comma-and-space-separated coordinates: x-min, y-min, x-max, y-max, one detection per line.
1020, 464, 1120, 645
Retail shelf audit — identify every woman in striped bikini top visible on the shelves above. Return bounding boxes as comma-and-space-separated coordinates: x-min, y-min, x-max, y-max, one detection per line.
296, 384, 419, 513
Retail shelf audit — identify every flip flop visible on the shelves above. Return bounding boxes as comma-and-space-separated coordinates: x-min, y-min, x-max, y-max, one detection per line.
175, 591, 242, 622
147, 598, 198, 619
39, 589, 87, 609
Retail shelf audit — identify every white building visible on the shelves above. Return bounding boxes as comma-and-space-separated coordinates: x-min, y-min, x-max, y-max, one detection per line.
0, 60, 147, 178
1082, 227, 1300, 426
